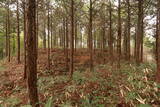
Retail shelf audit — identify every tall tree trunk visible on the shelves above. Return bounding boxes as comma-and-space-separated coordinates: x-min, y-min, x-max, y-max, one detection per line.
63, 18, 66, 52
134, 26, 137, 59
65, 18, 69, 71
123, 23, 127, 59
80, 26, 83, 48
127, 0, 131, 60
89, 0, 93, 71
36, 0, 39, 59
47, 2, 50, 70
75, 20, 77, 52
51, 15, 53, 49
136, 0, 143, 64
140, 4, 144, 62
43, 22, 46, 49
12, 36, 16, 54
26, 0, 39, 106
156, 7, 159, 62
102, 24, 105, 64
7, 2, 11, 62
117, 0, 122, 68
109, 0, 113, 65
70, 0, 74, 78
156, 0, 160, 83
54, 30, 57, 47
17, 0, 20, 64
23, 0, 27, 79
93, 28, 96, 53
5, 6, 8, 57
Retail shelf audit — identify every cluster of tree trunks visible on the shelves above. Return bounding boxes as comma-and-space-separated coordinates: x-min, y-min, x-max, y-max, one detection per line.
3, 0, 160, 105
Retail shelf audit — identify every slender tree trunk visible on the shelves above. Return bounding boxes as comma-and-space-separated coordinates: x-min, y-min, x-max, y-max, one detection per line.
23, 0, 27, 79
117, 0, 122, 68
54, 30, 57, 47
12, 36, 16, 54
70, 0, 74, 78
156, 0, 160, 83
102, 24, 105, 64
89, 0, 93, 71
156, 8, 159, 62
17, 0, 20, 64
109, 0, 113, 65
127, 0, 131, 60
5, 7, 8, 57
75, 20, 77, 52
80, 26, 83, 48
134, 26, 137, 59
6, 2, 11, 62
136, 0, 143, 65
51, 15, 53, 49
43, 22, 46, 49
140, 4, 144, 62
36, 0, 39, 59
63, 18, 66, 52
47, 2, 50, 70
26, 0, 39, 106
66, 18, 69, 71
123, 23, 127, 59
93, 28, 96, 53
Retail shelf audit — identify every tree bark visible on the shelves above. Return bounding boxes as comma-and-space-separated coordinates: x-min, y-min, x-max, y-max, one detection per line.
127, 0, 131, 60
156, 0, 160, 83
117, 0, 122, 68
17, 0, 20, 64
136, 0, 143, 65
23, 0, 27, 79
7, 2, 11, 62
51, 14, 53, 49
109, 0, 113, 65
5, 5, 8, 58
70, 0, 74, 78
65, 18, 69, 71
75, 20, 77, 52
36, 0, 39, 59
156, 7, 159, 62
89, 0, 93, 71
47, 2, 50, 70
43, 21, 46, 49
26, 0, 39, 106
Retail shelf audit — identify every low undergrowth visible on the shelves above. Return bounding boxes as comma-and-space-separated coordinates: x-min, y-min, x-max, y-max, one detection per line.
0, 62, 160, 107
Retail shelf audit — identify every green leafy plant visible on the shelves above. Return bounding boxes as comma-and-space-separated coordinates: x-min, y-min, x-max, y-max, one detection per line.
44, 97, 53, 107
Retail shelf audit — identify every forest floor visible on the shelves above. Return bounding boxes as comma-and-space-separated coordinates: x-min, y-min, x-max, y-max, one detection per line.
0, 49, 159, 107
